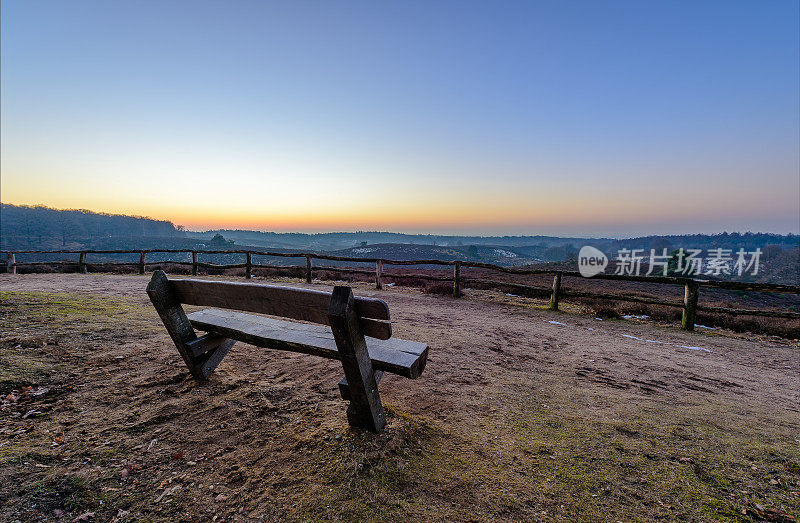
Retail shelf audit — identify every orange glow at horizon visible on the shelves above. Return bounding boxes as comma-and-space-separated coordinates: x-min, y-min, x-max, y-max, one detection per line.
2, 146, 798, 235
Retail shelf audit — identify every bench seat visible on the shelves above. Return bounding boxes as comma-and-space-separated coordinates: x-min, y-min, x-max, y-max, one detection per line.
187, 308, 428, 379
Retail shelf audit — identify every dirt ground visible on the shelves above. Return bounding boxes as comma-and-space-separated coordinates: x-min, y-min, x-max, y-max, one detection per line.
1, 273, 798, 522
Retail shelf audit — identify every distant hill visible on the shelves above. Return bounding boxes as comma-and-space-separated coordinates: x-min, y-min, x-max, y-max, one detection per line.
184, 229, 596, 251
0, 204, 185, 250
1, 203, 796, 284
187, 229, 798, 253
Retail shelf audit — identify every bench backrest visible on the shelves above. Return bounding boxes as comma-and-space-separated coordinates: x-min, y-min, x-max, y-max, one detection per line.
168, 277, 392, 340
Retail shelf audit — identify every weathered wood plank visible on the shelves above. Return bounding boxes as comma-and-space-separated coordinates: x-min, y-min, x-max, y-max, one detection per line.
339, 371, 383, 400
185, 332, 233, 358
146, 271, 233, 380
193, 338, 236, 379
187, 309, 427, 378
328, 286, 385, 432
170, 278, 392, 339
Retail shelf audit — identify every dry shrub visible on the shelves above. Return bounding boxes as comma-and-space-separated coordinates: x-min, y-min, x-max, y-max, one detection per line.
271, 266, 308, 279
423, 281, 461, 297
583, 297, 798, 338
615, 302, 682, 323
157, 263, 191, 275
695, 312, 800, 339
511, 285, 550, 300
314, 270, 365, 283
16, 264, 62, 274
386, 276, 428, 288
588, 299, 621, 319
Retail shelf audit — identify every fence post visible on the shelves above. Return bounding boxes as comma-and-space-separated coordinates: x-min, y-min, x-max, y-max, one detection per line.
7, 252, 16, 274
453, 261, 461, 297
192, 251, 198, 276
79, 252, 88, 274
306, 255, 313, 283
681, 280, 699, 331
375, 260, 383, 289
139, 251, 146, 275
549, 271, 562, 310
246, 252, 252, 279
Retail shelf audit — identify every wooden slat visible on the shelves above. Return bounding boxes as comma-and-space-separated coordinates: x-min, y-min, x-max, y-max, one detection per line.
146, 271, 234, 380
170, 278, 391, 339
187, 309, 427, 379
185, 332, 231, 357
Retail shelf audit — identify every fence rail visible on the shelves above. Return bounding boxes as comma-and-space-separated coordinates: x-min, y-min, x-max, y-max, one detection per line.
3, 249, 798, 330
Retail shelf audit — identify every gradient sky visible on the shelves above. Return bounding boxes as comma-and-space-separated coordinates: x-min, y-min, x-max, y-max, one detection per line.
2, 1, 798, 236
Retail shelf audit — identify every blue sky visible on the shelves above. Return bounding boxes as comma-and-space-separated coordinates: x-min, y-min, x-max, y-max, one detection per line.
2, 1, 798, 235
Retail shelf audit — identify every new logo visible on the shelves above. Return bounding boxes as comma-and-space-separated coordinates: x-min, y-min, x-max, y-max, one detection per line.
578, 246, 608, 277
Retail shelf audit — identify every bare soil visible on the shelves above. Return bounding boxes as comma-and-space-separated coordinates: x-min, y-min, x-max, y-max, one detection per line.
1, 273, 798, 522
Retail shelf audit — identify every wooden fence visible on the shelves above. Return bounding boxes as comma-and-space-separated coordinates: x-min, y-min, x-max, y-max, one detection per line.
3, 249, 799, 331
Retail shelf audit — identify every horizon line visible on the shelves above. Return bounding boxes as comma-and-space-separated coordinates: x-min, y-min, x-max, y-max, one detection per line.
2, 201, 798, 240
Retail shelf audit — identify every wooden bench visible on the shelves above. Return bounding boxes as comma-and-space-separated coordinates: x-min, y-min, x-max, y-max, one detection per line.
146, 270, 428, 432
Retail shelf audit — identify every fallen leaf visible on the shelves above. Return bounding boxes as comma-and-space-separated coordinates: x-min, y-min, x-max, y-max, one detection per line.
121, 462, 136, 480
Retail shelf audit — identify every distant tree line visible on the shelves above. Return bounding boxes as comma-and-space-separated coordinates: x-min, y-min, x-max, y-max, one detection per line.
0, 204, 184, 250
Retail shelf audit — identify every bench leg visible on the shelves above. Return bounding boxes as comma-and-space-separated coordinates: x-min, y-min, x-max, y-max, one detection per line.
146, 270, 234, 380
338, 371, 383, 401
328, 286, 386, 433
